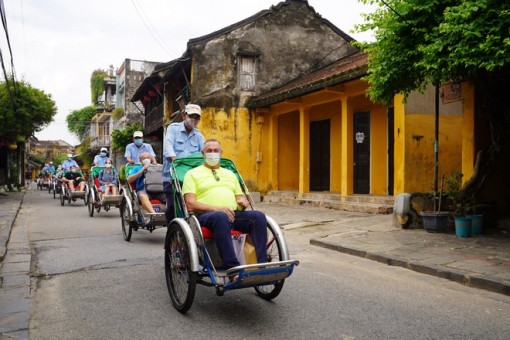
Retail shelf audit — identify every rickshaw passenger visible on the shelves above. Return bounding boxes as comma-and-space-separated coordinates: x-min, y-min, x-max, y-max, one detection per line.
98, 160, 118, 197
55, 166, 65, 179
182, 139, 267, 269
63, 165, 86, 191
126, 152, 156, 214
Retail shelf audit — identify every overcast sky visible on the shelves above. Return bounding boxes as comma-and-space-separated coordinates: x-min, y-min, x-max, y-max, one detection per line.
3, 0, 375, 146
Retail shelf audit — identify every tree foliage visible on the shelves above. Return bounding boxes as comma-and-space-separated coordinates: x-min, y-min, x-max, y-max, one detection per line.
90, 69, 106, 103
356, 0, 510, 104
356, 0, 510, 203
66, 106, 96, 143
0, 77, 57, 142
111, 123, 143, 152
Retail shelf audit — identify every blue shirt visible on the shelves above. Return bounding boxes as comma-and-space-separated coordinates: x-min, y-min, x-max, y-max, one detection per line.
162, 122, 205, 182
61, 159, 79, 171
98, 168, 118, 186
47, 165, 55, 173
124, 143, 156, 164
93, 155, 109, 166
128, 165, 145, 191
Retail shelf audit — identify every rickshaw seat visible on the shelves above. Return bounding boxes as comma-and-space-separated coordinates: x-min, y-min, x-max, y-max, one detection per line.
201, 227, 243, 240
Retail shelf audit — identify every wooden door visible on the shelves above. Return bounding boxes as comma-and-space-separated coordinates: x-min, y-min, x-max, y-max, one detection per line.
354, 112, 370, 194
310, 119, 330, 191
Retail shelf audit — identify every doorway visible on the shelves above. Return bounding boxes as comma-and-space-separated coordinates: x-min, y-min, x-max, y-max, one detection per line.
310, 119, 330, 191
354, 112, 370, 194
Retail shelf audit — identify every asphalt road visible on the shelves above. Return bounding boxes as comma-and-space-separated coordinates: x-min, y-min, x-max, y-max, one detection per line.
24, 188, 510, 339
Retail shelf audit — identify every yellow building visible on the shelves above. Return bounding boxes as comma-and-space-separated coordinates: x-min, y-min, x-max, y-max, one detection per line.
134, 0, 507, 216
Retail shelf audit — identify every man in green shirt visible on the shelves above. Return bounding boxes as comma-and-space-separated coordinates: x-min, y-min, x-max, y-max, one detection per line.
182, 139, 267, 269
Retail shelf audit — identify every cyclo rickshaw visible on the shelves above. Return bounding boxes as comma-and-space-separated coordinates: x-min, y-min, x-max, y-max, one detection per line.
87, 166, 124, 217
59, 169, 89, 206
164, 154, 299, 313
119, 164, 167, 241
37, 170, 51, 191
49, 171, 62, 198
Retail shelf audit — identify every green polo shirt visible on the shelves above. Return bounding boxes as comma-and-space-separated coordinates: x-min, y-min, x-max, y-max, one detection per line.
182, 165, 243, 210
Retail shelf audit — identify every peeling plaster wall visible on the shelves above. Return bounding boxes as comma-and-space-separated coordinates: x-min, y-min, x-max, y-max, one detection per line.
189, 1, 356, 111
399, 84, 464, 193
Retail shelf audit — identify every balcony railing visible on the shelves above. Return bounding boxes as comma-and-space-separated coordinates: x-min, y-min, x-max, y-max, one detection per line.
90, 135, 111, 148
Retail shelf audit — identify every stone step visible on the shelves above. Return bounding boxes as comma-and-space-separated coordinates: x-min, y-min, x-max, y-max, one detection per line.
263, 193, 393, 215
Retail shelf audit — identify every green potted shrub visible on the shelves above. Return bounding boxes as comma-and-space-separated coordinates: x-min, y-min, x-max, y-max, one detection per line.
453, 201, 472, 238
442, 172, 472, 237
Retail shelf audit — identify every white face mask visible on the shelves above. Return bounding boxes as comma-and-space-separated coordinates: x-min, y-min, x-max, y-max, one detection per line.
184, 117, 199, 129
141, 159, 151, 166
105, 163, 112, 168
204, 152, 220, 167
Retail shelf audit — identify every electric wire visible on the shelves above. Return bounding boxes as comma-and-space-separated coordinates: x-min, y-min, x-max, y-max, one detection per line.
129, 0, 175, 57
0, 0, 17, 88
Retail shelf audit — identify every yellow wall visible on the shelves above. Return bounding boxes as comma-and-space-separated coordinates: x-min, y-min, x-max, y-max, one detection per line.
196, 80, 475, 200
394, 94, 406, 194
198, 106, 274, 193
370, 105, 389, 195
278, 112, 300, 190
461, 81, 476, 183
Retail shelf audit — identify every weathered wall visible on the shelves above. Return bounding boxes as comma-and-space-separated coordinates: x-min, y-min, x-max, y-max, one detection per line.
189, 0, 356, 111
396, 84, 464, 194
198, 107, 261, 191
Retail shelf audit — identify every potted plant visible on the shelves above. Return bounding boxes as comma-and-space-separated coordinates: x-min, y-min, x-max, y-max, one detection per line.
453, 201, 473, 238
445, 172, 476, 237
420, 176, 449, 233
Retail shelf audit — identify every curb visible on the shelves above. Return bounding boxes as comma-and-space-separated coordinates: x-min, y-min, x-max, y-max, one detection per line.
310, 238, 510, 297
0, 192, 25, 263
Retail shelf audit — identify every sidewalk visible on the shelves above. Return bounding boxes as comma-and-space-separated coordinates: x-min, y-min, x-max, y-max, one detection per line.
0, 187, 29, 339
256, 202, 510, 296
1, 187, 510, 337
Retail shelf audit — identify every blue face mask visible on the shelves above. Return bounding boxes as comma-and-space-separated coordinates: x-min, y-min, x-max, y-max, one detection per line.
101, 152, 107, 157
67, 157, 72, 161
134, 139, 143, 147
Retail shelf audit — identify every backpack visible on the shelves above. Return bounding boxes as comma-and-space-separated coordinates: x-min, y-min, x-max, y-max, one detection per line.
144, 164, 164, 194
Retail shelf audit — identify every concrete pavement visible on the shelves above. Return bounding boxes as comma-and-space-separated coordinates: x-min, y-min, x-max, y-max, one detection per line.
1, 184, 510, 338
0, 187, 29, 339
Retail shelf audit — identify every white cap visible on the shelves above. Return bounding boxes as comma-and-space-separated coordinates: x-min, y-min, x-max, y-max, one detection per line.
100, 147, 107, 152
67, 154, 73, 158
133, 131, 143, 138
185, 104, 201, 116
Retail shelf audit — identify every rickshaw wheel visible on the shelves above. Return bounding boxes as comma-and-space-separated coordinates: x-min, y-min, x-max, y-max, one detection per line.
165, 222, 197, 314
53, 185, 57, 199
87, 192, 94, 217
59, 189, 65, 206
120, 198, 132, 241
254, 223, 285, 300
84, 187, 89, 205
